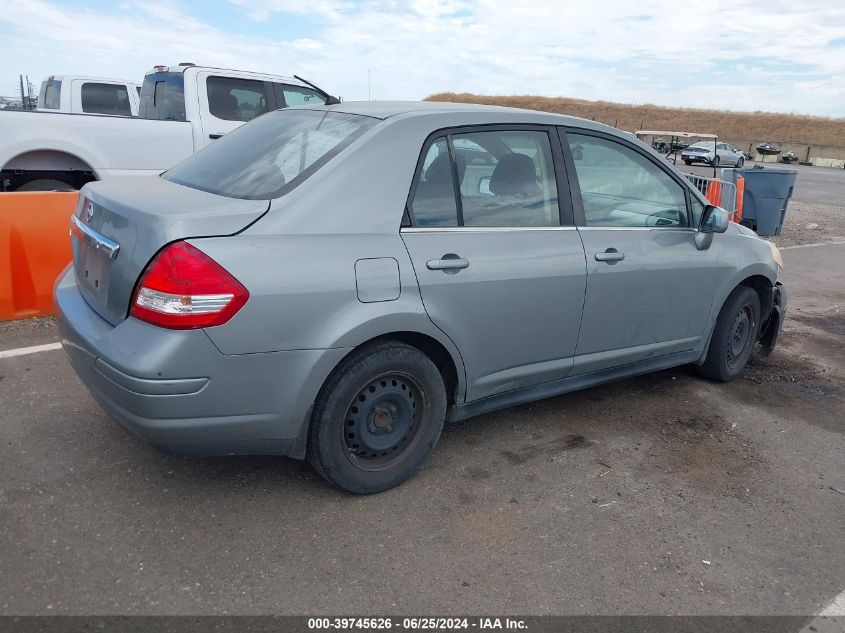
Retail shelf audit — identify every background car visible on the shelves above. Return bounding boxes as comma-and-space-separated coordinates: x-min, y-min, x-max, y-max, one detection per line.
682, 141, 745, 167
55, 102, 785, 494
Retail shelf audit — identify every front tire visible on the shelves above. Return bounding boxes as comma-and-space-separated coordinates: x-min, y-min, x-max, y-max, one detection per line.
698, 286, 762, 382
736, 157, 745, 168
307, 341, 447, 494
712, 156, 721, 167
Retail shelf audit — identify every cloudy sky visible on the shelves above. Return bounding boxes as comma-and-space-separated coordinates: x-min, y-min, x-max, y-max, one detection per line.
1, 0, 844, 116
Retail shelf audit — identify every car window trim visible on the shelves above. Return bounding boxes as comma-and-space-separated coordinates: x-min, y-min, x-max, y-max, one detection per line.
445, 134, 466, 226
403, 123, 575, 231
557, 126, 695, 229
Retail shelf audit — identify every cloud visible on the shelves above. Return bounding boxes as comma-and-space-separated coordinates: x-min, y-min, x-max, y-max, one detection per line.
1, 0, 844, 116
228, 0, 353, 21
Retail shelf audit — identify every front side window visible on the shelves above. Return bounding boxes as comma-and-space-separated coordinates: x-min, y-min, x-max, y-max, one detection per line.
409, 129, 560, 228
207, 76, 269, 122
278, 84, 326, 107
164, 109, 377, 199
567, 133, 689, 228
81, 83, 132, 116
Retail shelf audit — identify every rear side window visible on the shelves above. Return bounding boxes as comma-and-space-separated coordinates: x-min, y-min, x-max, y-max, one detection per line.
409, 129, 561, 228
40, 80, 61, 109
410, 139, 459, 227
81, 83, 132, 116
207, 76, 269, 122
139, 72, 186, 121
164, 109, 377, 199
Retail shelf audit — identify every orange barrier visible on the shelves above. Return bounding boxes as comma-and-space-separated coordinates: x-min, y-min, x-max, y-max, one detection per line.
734, 175, 745, 223
704, 179, 722, 207
0, 192, 78, 321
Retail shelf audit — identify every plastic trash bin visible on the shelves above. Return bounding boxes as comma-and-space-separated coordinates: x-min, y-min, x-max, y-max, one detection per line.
722, 166, 797, 236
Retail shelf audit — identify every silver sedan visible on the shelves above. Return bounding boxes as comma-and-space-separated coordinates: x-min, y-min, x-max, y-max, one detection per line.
55, 102, 785, 493
682, 141, 746, 167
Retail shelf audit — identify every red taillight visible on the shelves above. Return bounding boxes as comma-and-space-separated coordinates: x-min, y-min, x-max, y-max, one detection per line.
130, 242, 248, 329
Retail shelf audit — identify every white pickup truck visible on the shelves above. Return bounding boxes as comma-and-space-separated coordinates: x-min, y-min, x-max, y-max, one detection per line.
1, 64, 336, 191
38, 75, 141, 117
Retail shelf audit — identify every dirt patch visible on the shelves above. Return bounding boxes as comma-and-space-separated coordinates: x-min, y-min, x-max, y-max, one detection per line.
789, 312, 845, 337
634, 412, 765, 500
731, 349, 845, 433
499, 433, 588, 465
743, 352, 841, 398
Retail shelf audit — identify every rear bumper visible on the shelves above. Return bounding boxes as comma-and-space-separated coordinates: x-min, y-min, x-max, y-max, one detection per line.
54, 267, 349, 457
759, 282, 787, 356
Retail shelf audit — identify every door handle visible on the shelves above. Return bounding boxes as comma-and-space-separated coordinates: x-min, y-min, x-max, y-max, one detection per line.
209, 133, 223, 140
427, 256, 469, 272
595, 249, 625, 263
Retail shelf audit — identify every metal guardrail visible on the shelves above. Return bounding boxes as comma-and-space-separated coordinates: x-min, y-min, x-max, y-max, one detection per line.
683, 173, 738, 217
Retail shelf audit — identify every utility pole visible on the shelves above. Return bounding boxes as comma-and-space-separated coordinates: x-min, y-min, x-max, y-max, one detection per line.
19, 75, 25, 108
26, 75, 35, 109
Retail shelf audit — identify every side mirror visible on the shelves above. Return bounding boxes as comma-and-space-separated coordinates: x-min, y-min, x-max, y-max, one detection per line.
700, 205, 730, 234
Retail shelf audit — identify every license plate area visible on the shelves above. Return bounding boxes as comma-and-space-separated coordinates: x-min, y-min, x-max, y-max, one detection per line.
76, 241, 113, 304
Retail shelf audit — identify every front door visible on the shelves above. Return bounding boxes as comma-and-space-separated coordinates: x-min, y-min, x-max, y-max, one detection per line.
401, 128, 587, 402
562, 130, 724, 374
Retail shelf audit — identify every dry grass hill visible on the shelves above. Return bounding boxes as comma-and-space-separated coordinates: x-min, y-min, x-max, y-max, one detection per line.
426, 92, 845, 153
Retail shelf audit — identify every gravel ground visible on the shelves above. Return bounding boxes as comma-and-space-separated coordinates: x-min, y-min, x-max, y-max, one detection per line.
772, 201, 845, 248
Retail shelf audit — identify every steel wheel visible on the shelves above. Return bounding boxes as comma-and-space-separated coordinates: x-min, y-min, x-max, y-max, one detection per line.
698, 286, 761, 382
342, 372, 425, 471
726, 305, 754, 370
307, 341, 447, 494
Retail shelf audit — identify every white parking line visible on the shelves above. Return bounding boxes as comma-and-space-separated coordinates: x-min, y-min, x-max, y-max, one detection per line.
0, 342, 62, 359
800, 589, 845, 633
819, 589, 845, 616
780, 240, 845, 250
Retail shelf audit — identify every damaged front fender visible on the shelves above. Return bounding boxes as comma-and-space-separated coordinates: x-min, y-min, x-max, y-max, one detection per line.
758, 282, 788, 357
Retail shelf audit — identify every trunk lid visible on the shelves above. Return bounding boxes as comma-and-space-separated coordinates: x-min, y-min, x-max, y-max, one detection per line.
71, 176, 268, 325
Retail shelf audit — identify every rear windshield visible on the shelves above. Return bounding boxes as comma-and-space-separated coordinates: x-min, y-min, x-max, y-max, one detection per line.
139, 71, 186, 121
163, 109, 378, 199
39, 80, 61, 109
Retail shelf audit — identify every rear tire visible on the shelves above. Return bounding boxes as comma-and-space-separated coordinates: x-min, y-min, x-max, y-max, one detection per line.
307, 341, 447, 494
698, 286, 762, 382
16, 179, 76, 192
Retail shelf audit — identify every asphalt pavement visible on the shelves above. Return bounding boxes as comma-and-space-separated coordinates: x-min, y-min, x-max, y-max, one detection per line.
1, 174, 843, 619
678, 161, 843, 206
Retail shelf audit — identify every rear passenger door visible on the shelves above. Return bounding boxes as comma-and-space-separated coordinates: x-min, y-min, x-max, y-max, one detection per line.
401, 126, 587, 402
196, 72, 274, 146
